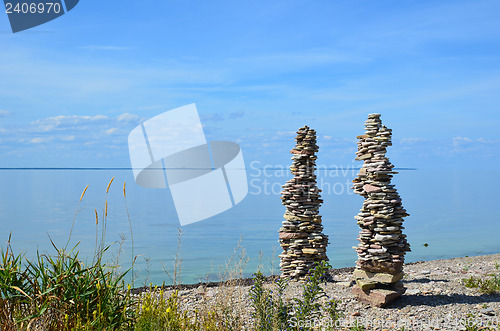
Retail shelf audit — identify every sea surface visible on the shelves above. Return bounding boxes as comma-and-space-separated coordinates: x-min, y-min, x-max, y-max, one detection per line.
0, 166, 498, 286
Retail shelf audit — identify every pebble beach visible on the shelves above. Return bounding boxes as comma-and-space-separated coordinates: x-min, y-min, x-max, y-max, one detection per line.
134, 253, 500, 330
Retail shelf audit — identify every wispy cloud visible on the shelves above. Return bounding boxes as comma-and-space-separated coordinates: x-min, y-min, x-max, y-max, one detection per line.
453, 136, 500, 146
201, 111, 246, 122
30, 115, 110, 132
105, 128, 118, 135
200, 113, 225, 122
391, 136, 500, 163
117, 113, 141, 123
79, 45, 134, 51
400, 137, 428, 144
228, 49, 370, 72
229, 111, 245, 119
0, 110, 11, 117
275, 130, 296, 136
2, 113, 142, 150
30, 137, 53, 144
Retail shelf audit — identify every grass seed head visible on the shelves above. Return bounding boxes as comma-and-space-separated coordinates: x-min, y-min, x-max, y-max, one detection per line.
80, 184, 89, 202
106, 177, 115, 193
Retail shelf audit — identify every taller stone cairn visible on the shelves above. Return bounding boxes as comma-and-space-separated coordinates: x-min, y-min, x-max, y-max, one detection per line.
351, 114, 411, 307
279, 126, 329, 281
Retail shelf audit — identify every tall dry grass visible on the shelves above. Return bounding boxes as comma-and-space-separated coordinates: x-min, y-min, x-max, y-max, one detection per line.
0, 179, 135, 330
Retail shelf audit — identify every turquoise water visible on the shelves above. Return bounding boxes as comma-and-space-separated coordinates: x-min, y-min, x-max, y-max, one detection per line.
0, 166, 498, 286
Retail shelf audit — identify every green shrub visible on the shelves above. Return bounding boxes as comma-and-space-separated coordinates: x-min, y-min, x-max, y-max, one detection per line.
293, 260, 331, 323
134, 288, 195, 330
250, 261, 343, 331
463, 274, 500, 294
250, 271, 291, 330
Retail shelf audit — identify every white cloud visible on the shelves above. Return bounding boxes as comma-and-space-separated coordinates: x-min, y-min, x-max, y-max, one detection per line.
117, 113, 140, 123
400, 137, 428, 144
0, 110, 11, 117
453, 136, 474, 145
30, 137, 53, 144
276, 131, 296, 136
31, 115, 110, 132
21, 114, 141, 147
453, 136, 500, 146
105, 128, 118, 135
80, 45, 134, 51
0, 113, 145, 151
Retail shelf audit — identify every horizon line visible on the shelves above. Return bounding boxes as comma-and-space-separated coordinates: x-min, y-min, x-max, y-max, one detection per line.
0, 167, 419, 171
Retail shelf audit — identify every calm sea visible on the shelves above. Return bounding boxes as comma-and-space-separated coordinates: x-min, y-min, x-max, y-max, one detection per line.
0, 166, 498, 286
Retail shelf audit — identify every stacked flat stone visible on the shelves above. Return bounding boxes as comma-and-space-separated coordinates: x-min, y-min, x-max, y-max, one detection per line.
351, 114, 411, 307
279, 126, 329, 280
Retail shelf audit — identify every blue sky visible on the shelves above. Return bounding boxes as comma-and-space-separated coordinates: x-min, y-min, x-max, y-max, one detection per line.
1, 0, 499, 169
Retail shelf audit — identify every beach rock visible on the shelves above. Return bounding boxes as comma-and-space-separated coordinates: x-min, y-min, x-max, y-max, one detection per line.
279, 126, 329, 280
351, 285, 405, 308
480, 308, 496, 316
279, 232, 308, 240
355, 278, 377, 290
363, 184, 382, 193
351, 114, 411, 307
353, 270, 404, 284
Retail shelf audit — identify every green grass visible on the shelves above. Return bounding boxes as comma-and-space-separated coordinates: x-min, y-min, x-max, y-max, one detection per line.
462, 273, 500, 295
462, 262, 500, 295
250, 261, 344, 331
0, 236, 133, 330
461, 313, 500, 331
0, 179, 135, 330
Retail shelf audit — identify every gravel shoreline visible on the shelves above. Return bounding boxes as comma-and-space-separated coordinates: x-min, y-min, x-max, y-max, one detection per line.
134, 254, 500, 330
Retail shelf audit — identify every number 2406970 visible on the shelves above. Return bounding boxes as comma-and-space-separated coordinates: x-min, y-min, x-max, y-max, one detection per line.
5, 2, 62, 14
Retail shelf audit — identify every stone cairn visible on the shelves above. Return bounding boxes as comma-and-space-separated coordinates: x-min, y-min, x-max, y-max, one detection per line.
351, 114, 411, 307
279, 126, 329, 281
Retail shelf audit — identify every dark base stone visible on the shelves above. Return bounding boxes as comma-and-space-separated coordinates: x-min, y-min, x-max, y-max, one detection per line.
357, 260, 403, 275
351, 285, 405, 308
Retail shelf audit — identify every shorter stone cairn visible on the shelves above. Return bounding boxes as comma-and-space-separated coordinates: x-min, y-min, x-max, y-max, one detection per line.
351, 114, 411, 307
279, 126, 329, 280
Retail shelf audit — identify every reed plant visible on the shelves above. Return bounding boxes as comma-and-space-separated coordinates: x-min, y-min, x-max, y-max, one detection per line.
0, 236, 134, 329
0, 180, 135, 330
